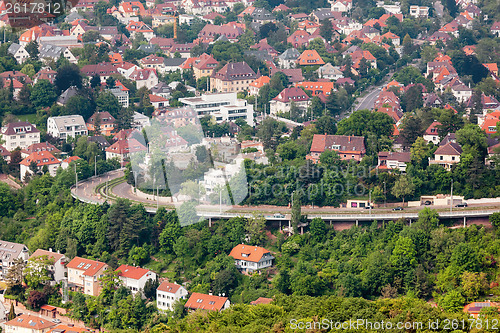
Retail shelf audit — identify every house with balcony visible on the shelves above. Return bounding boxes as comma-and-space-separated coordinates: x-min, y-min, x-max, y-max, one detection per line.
47, 115, 88, 140
66, 257, 108, 296
0, 121, 40, 151
377, 151, 411, 172
229, 244, 274, 273
0, 240, 29, 280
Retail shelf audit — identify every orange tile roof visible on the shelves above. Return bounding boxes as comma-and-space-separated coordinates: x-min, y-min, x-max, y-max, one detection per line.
250, 75, 270, 88
105, 138, 147, 155
157, 281, 182, 293
297, 50, 325, 66
30, 249, 64, 262
20, 151, 60, 167
62, 156, 81, 164
5, 314, 56, 330
47, 324, 90, 333
185, 292, 228, 311
484, 63, 498, 73
115, 264, 151, 280
481, 118, 499, 134
180, 57, 197, 70
149, 94, 168, 103
229, 244, 270, 262
296, 81, 335, 96
250, 297, 273, 305
66, 256, 107, 277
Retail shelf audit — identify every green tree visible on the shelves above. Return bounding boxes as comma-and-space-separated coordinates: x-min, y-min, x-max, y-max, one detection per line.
309, 217, 326, 242
30, 80, 57, 108
490, 212, 500, 229
96, 91, 122, 118
461, 271, 488, 301
245, 216, 266, 246
391, 175, 415, 206
315, 115, 337, 135
55, 64, 83, 92
439, 289, 465, 312
410, 137, 432, 168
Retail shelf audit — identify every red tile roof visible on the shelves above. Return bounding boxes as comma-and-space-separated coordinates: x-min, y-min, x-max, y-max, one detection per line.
272, 87, 310, 103
250, 297, 273, 305
434, 142, 462, 155
185, 292, 228, 311
157, 281, 182, 293
66, 256, 107, 277
30, 249, 65, 262
310, 134, 365, 154
115, 264, 151, 280
20, 151, 60, 167
5, 314, 55, 330
105, 138, 147, 155
425, 121, 442, 135
297, 50, 325, 66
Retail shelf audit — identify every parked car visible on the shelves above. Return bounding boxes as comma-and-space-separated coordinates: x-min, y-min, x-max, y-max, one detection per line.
424, 201, 432, 205
274, 213, 285, 218
392, 207, 403, 211
455, 202, 468, 207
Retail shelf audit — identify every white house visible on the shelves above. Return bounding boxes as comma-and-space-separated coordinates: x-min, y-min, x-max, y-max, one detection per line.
229, 244, 274, 273
423, 121, 441, 145
47, 115, 88, 140
377, 151, 411, 172
317, 63, 344, 80
127, 68, 159, 90
28, 249, 67, 284
8, 43, 30, 64
115, 265, 157, 295
430, 142, 462, 170
0, 121, 40, 151
270, 87, 310, 116
0, 240, 29, 280
156, 281, 188, 312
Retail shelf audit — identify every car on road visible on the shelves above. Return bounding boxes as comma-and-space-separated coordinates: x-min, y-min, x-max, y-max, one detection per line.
273, 213, 285, 218
364, 205, 372, 209
392, 207, 403, 211
424, 201, 432, 205
455, 202, 468, 207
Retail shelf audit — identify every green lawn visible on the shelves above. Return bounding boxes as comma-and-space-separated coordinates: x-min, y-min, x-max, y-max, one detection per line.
16, 113, 38, 123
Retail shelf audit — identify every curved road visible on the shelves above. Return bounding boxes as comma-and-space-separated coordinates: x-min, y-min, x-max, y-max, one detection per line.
71, 170, 500, 223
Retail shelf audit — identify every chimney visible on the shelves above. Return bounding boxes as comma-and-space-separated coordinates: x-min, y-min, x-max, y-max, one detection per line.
49, 248, 53, 252
348, 136, 351, 143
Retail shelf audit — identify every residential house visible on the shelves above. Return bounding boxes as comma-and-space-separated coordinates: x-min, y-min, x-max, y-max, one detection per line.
351, 49, 377, 69
210, 62, 257, 93
139, 54, 167, 73
46, 325, 90, 333
8, 43, 29, 64
381, 31, 400, 46
0, 145, 11, 162
377, 151, 411, 172
149, 94, 169, 109
157, 282, 188, 312
47, 115, 88, 140
317, 63, 343, 80
0, 121, 40, 151
449, 82, 472, 103
197, 23, 244, 44
277, 48, 300, 69
423, 121, 442, 145
180, 92, 255, 126
270, 87, 310, 115
0, 241, 29, 280
86, 111, 116, 136
22, 142, 59, 160
34, 67, 57, 84
150, 82, 172, 99
483, 63, 499, 76
4, 314, 55, 333
249, 76, 270, 95
109, 81, 130, 108
19, 151, 61, 181
491, 22, 500, 37
329, 0, 351, 12
133, 112, 151, 131
464, 301, 500, 319
192, 53, 219, 80
409, 5, 429, 18
428, 31, 453, 44
307, 134, 366, 162
229, 244, 274, 272
297, 50, 325, 66
66, 257, 108, 296
29, 249, 67, 284
116, 264, 157, 295
296, 81, 335, 96
128, 68, 159, 89
185, 293, 230, 312
105, 138, 147, 164
430, 142, 462, 170
374, 90, 401, 111
487, 143, 500, 165
126, 21, 155, 41
168, 43, 194, 58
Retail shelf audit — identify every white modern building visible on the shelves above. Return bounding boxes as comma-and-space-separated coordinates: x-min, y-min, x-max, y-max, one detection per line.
0, 122, 40, 151
47, 115, 88, 140
156, 281, 188, 312
115, 265, 157, 295
179, 92, 254, 126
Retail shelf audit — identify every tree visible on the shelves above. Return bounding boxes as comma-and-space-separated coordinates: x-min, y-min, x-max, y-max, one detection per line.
97, 91, 122, 118
90, 75, 101, 89
21, 63, 35, 78
402, 34, 413, 55
410, 137, 432, 168
401, 85, 423, 112
439, 289, 465, 312
315, 115, 337, 135
30, 79, 57, 108
5, 257, 25, 288
400, 116, 424, 148
55, 64, 83, 92
309, 218, 326, 242
319, 19, 333, 41
7, 303, 15, 320
490, 212, 500, 229
391, 236, 417, 273
24, 255, 54, 289
291, 190, 301, 233
27, 290, 47, 310
245, 216, 266, 246
25, 41, 39, 60
391, 175, 415, 206
66, 95, 96, 121
461, 271, 488, 301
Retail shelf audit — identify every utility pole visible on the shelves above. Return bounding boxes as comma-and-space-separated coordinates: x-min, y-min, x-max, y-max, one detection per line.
219, 188, 222, 213
450, 178, 453, 213
157, 186, 159, 209
74, 163, 78, 189
369, 189, 372, 216
384, 181, 386, 208
94, 155, 97, 177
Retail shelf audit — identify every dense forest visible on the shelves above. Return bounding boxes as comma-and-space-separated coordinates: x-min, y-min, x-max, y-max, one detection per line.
2, 165, 500, 331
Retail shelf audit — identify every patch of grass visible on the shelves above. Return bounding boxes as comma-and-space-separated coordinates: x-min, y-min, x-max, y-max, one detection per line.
16, 114, 37, 124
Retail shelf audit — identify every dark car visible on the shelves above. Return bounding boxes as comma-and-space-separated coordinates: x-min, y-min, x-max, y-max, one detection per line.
424, 201, 432, 205
455, 202, 468, 207
392, 207, 403, 211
